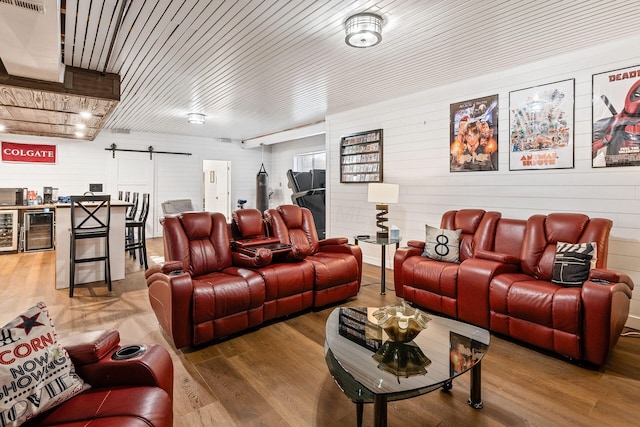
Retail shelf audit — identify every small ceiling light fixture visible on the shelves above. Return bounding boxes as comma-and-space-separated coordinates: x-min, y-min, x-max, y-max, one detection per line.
188, 112, 205, 125
79, 111, 92, 119
345, 13, 383, 48
0, 123, 5, 132
74, 131, 85, 138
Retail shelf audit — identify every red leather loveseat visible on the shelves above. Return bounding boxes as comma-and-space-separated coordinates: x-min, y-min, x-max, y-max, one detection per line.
146, 206, 362, 348
25, 330, 173, 426
394, 210, 634, 366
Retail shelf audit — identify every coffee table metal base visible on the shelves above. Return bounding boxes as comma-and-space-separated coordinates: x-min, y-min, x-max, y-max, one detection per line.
469, 361, 483, 409
328, 349, 483, 427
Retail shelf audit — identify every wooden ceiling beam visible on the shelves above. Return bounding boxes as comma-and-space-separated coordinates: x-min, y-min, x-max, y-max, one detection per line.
0, 66, 120, 141
0, 66, 120, 101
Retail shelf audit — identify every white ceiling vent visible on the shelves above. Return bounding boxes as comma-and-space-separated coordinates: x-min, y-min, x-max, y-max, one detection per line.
110, 128, 131, 134
0, 0, 45, 14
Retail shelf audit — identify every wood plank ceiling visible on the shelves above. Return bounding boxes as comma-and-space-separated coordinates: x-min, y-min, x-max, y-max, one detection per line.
2, 0, 640, 142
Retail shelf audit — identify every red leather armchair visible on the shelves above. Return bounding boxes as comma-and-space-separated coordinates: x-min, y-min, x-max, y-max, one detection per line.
24, 330, 173, 427
264, 205, 363, 307
146, 212, 265, 348
393, 209, 501, 318
489, 213, 634, 365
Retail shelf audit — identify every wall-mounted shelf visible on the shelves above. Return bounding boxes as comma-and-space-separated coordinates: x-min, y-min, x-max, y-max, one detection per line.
340, 129, 383, 183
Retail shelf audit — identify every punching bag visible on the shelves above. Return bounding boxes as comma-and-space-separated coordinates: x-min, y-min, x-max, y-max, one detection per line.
256, 163, 269, 212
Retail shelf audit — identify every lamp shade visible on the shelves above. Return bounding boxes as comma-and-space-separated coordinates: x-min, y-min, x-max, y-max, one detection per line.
368, 183, 399, 204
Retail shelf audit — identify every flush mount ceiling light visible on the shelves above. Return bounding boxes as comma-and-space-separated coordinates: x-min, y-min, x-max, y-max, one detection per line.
187, 113, 205, 125
345, 13, 383, 48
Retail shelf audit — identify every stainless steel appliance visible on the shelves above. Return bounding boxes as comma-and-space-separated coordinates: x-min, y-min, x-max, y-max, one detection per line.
0, 210, 19, 252
0, 188, 25, 206
23, 210, 55, 252
43, 186, 53, 204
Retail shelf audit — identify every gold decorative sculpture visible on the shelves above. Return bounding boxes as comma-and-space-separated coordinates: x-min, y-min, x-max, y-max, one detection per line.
372, 301, 431, 343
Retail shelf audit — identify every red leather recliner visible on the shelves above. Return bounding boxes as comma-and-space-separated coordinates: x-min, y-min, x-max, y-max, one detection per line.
146, 212, 266, 348
24, 330, 173, 427
264, 205, 363, 307
489, 213, 633, 365
393, 209, 501, 318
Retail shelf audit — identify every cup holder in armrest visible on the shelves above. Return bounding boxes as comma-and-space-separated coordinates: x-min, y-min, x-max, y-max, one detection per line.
112, 344, 147, 360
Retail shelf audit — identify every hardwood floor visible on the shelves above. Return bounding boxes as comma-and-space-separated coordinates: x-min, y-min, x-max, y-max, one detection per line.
1, 238, 639, 426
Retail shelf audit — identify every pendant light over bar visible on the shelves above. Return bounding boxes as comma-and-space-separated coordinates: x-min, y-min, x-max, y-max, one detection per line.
344, 13, 383, 48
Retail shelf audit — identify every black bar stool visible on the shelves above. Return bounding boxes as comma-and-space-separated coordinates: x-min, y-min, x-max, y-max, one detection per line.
69, 195, 111, 297
125, 193, 150, 269
126, 192, 139, 221
125, 192, 139, 257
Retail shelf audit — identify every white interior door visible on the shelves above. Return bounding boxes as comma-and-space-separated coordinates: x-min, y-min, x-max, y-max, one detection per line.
108, 151, 155, 238
203, 160, 231, 220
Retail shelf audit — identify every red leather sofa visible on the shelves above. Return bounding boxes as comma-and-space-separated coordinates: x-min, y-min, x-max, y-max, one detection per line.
25, 330, 173, 426
264, 205, 363, 307
146, 206, 362, 348
394, 210, 634, 366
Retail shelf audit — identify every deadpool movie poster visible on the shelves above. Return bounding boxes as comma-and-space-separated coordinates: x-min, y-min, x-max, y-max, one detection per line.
593, 65, 640, 167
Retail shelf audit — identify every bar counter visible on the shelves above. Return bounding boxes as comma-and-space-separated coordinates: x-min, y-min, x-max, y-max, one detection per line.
55, 201, 131, 290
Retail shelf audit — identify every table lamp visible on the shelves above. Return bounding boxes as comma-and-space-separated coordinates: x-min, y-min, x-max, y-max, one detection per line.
368, 183, 399, 239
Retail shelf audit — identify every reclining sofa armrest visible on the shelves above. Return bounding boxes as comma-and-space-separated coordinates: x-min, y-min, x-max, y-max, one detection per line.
589, 269, 635, 292
474, 249, 520, 265
457, 258, 521, 328
145, 261, 185, 279
161, 260, 186, 275
393, 246, 424, 298
232, 248, 273, 267
75, 344, 174, 399
61, 330, 174, 398
317, 242, 356, 255
317, 241, 363, 284
319, 237, 348, 246
61, 330, 120, 365
581, 270, 635, 366
406, 240, 426, 250
145, 265, 194, 349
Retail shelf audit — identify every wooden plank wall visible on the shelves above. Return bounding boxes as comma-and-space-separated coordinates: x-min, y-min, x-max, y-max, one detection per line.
325, 33, 640, 329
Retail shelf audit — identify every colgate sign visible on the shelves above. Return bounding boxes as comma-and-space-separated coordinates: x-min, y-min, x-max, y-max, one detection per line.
2, 141, 57, 164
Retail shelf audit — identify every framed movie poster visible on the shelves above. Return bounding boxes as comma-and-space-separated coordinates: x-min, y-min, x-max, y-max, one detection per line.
509, 79, 575, 170
450, 94, 498, 172
449, 331, 487, 376
592, 65, 640, 167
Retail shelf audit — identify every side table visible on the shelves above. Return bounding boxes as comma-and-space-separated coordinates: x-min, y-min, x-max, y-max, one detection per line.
354, 236, 401, 295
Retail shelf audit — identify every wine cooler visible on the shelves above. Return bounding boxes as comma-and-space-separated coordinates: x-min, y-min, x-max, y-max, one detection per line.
0, 210, 19, 252
23, 210, 55, 252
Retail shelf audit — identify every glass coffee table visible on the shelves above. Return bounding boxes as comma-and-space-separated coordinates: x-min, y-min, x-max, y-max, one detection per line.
325, 307, 490, 427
